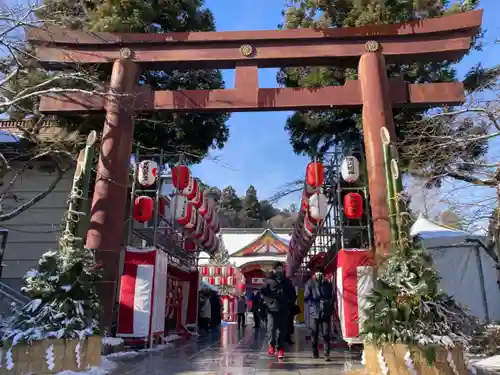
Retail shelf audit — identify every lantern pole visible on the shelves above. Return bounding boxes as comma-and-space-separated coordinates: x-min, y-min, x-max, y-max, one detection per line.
127, 147, 140, 246
152, 149, 163, 249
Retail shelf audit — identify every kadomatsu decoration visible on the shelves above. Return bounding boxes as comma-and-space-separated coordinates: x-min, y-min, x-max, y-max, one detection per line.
359, 127, 475, 375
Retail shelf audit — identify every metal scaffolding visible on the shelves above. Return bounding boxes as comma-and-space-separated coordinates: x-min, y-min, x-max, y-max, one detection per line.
301, 140, 373, 272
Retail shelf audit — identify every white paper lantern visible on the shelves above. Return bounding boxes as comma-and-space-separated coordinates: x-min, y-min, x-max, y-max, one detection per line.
308, 193, 328, 222
340, 156, 360, 183
192, 217, 206, 240
209, 236, 219, 253
221, 266, 228, 276
215, 277, 221, 285
203, 231, 215, 249
227, 276, 234, 286
209, 266, 215, 276
202, 276, 209, 283
170, 195, 197, 230
303, 214, 317, 237
138, 160, 158, 186
191, 184, 204, 209
179, 174, 199, 200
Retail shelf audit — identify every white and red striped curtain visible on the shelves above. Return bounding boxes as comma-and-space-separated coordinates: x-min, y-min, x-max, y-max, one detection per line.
117, 247, 168, 338
336, 248, 374, 345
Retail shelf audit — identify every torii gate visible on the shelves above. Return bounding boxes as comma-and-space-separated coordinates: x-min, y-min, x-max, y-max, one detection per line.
27, 10, 482, 330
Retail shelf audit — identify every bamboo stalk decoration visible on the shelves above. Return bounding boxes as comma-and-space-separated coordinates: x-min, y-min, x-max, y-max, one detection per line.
61, 131, 97, 252
75, 131, 97, 243
380, 126, 411, 249
380, 127, 398, 246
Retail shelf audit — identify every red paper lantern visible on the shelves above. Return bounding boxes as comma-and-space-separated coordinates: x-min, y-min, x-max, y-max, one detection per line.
191, 185, 204, 209
305, 162, 325, 194
227, 267, 234, 276
172, 165, 191, 190
344, 192, 363, 219
201, 267, 208, 276
221, 277, 227, 285
133, 196, 154, 222
301, 190, 309, 211
215, 267, 221, 276
209, 277, 215, 284
183, 239, 197, 253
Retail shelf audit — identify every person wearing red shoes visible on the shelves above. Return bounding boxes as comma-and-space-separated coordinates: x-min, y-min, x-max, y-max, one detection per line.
304, 266, 334, 361
261, 262, 295, 359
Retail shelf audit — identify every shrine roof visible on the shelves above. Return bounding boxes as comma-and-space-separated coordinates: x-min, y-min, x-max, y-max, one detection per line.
222, 228, 291, 257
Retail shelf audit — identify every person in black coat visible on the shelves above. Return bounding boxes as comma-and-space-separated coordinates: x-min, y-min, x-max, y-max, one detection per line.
251, 290, 262, 329
261, 262, 295, 359
210, 293, 222, 329
304, 266, 334, 361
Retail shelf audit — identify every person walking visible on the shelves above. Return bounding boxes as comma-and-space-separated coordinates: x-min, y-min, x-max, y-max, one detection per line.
304, 266, 334, 361
251, 290, 262, 329
284, 283, 297, 345
261, 262, 295, 359
237, 295, 247, 329
199, 292, 212, 333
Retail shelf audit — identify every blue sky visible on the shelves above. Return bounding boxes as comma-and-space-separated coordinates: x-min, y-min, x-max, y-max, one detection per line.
191, 0, 500, 210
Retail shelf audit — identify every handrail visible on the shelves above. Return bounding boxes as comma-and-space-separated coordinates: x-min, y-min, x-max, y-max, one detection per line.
0, 281, 28, 305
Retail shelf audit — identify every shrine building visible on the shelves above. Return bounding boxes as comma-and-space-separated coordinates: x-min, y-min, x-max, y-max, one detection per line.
198, 228, 291, 290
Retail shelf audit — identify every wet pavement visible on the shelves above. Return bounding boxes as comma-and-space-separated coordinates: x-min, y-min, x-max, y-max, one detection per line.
108, 325, 362, 375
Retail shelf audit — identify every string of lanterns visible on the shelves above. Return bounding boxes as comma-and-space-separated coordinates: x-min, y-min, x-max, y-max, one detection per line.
131, 161, 221, 255
340, 155, 364, 220
170, 165, 221, 255
288, 162, 328, 275
199, 265, 235, 286
287, 155, 365, 275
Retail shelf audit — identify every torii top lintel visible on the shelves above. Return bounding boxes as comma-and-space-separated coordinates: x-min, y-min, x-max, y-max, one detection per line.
27, 10, 482, 69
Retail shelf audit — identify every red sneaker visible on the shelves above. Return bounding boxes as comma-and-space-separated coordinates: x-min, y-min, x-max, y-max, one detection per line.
277, 349, 285, 359
268, 346, 275, 356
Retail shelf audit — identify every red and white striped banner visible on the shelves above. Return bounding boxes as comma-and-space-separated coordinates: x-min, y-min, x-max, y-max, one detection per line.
117, 247, 168, 338
336, 248, 374, 345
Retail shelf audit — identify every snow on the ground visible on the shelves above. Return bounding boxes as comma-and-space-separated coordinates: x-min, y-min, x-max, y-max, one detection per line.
55, 357, 116, 375
468, 355, 500, 374
106, 351, 140, 359
105, 335, 183, 359
102, 337, 124, 346
163, 334, 181, 342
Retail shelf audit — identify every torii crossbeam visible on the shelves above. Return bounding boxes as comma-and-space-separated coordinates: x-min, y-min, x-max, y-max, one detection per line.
26, 9, 482, 330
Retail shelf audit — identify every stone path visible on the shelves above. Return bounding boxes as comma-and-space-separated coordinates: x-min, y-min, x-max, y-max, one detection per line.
107, 324, 362, 375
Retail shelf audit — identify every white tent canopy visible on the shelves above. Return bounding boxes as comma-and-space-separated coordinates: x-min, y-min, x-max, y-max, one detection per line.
411, 214, 500, 322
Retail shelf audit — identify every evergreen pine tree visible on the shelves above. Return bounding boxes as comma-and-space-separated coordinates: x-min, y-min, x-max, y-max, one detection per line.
219, 186, 243, 227
210, 234, 230, 265
7, 0, 229, 163
279, 0, 484, 181
243, 185, 262, 228
362, 243, 474, 362
2, 247, 101, 344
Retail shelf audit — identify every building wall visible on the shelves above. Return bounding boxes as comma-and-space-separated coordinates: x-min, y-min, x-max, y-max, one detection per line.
0, 164, 74, 291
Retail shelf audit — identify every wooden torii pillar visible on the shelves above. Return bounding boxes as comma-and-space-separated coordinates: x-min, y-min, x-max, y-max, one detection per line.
27, 10, 482, 330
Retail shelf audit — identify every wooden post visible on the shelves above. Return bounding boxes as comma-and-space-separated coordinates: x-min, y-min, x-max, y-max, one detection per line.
358, 41, 396, 258
86, 50, 139, 332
